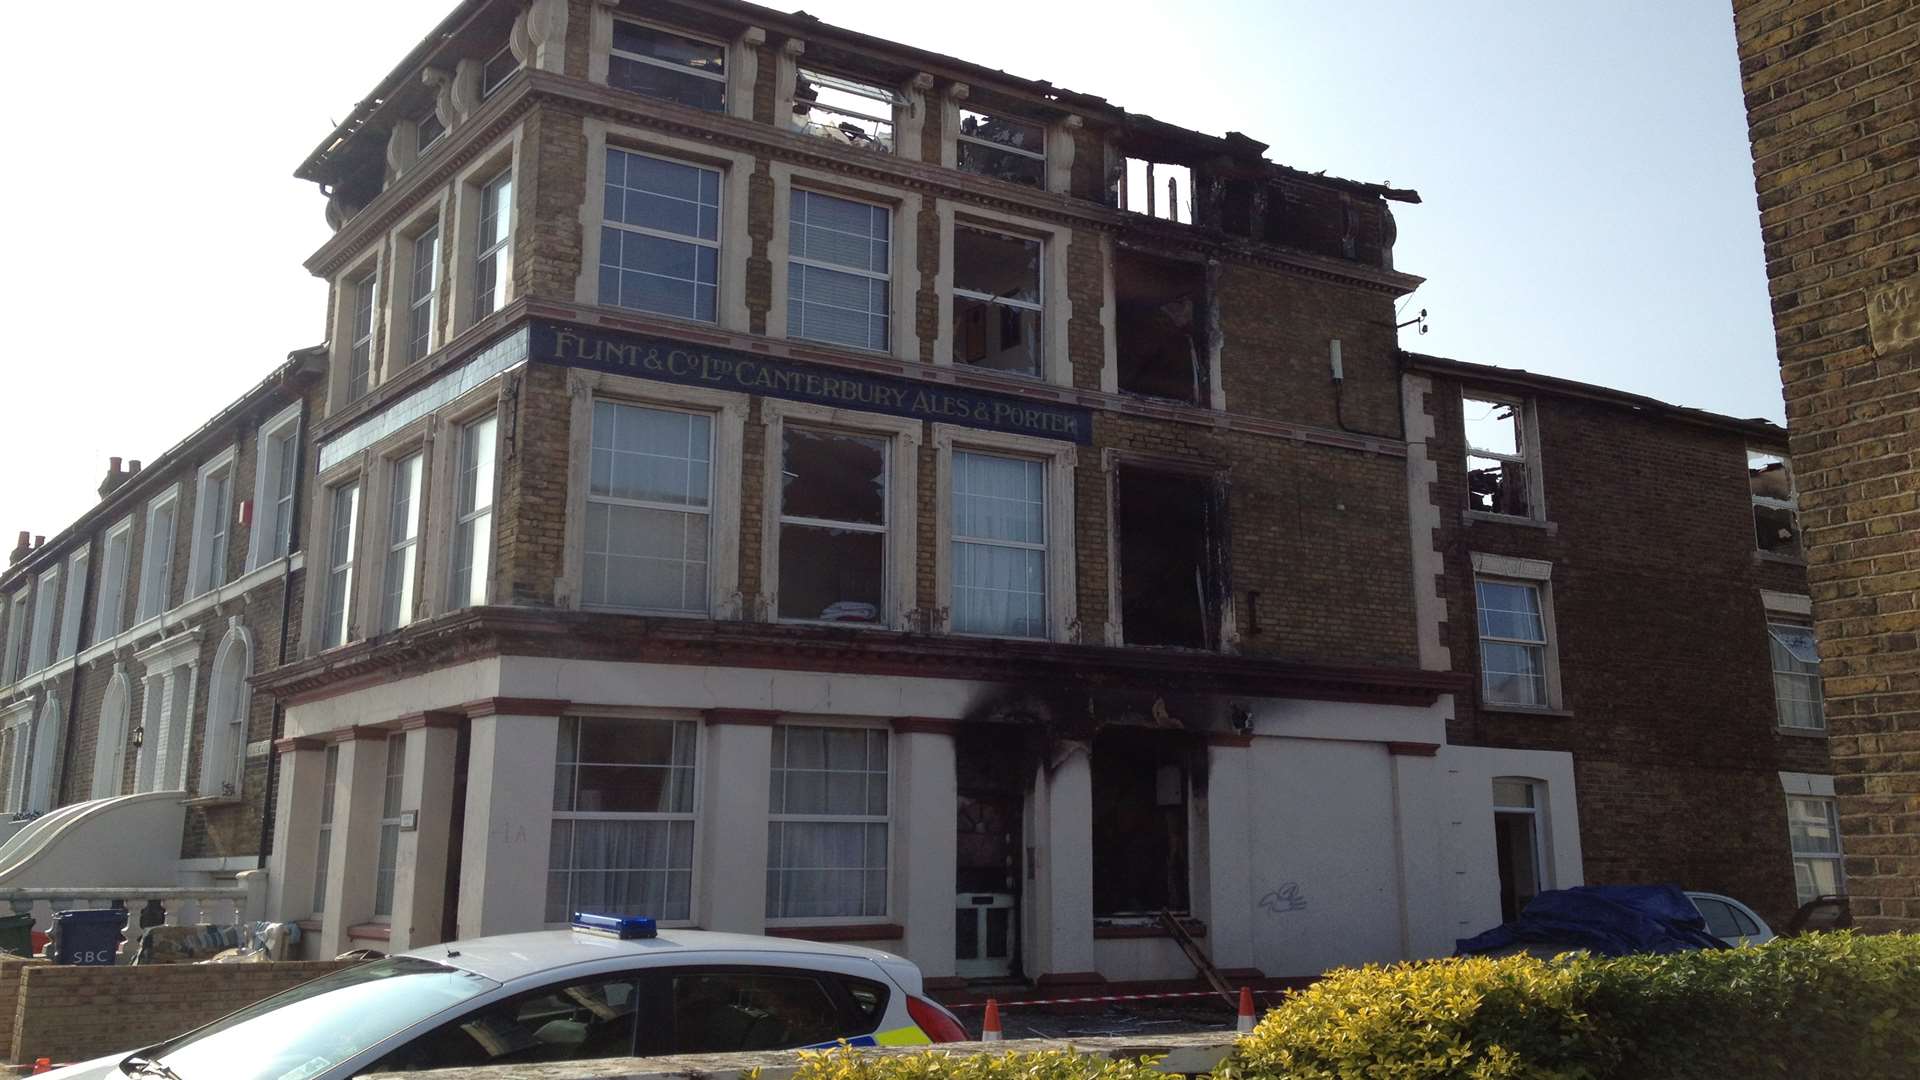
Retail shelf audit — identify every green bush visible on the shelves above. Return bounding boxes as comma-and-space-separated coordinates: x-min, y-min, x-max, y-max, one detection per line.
789, 1047, 1170, 1080
1218, 932, 1920, 1080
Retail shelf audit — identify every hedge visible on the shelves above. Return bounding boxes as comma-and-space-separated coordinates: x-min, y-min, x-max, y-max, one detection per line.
789, 1048, 1171, 1080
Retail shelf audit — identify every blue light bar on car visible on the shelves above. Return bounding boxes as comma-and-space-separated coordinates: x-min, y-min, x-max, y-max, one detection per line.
571, 913, 657, 939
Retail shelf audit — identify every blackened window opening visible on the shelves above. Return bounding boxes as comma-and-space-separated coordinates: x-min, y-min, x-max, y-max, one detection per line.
1115, 250, 1208, 404
1116, 466, 1220, 649
1092, 728, 1191, 916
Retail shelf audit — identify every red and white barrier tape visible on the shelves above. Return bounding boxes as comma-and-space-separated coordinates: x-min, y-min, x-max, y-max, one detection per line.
948, 988, 1283, 1009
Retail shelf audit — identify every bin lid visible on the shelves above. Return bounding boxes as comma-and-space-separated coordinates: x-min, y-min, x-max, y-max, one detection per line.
51, 909, 127, 924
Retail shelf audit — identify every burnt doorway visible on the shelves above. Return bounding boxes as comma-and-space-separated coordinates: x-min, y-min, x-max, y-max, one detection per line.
1115, 465, 1225, 650
955, 728, 1026, 980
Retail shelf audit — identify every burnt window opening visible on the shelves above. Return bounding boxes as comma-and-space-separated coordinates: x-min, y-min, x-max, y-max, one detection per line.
1114, 159, 1193, 225
1220, 180, 1256, 238
1116, 465, 1225, 650
777, 427, 889, 623
1092, 728, 1192, 917
1748, 448, 1802, 558
791, 68, 901, 154
954, 226, 1044, 378
1463, 394, 1534, 518
958, 109, 1046, 188
1115, 250, 1209, 404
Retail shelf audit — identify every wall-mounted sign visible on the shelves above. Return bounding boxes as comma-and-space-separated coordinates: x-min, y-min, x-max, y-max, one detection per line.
531, 319, 1091, 445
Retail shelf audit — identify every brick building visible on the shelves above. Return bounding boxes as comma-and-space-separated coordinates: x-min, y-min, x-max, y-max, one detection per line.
0, 0, 1834, 991
1733, 0, 1920, 931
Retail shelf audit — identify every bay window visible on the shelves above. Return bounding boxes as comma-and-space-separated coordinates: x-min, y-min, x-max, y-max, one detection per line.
548, 716, 698, 923
767, 723, 889, 920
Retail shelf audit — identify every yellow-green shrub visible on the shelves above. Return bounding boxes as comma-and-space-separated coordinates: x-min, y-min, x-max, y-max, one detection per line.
1220, 932, 1920, 1080
788, 1047, 1170, 1080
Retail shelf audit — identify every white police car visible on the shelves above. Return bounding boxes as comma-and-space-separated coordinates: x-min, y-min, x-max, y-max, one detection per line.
49, 915, 968, 1079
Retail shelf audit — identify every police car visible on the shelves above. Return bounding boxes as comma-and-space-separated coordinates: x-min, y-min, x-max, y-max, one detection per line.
49, 915, 968, 1079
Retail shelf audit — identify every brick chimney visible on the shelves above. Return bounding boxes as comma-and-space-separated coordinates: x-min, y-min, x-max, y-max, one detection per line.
7, 531, 28, 566
98, 456, 129, 499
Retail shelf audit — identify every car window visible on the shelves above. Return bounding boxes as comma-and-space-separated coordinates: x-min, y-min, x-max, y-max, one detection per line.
1731, 905, 1763, 937
1693, 897, 1739, 938
839, 975, 890, 1025
669, 971, 848, 1053
370, 974, 640, 1072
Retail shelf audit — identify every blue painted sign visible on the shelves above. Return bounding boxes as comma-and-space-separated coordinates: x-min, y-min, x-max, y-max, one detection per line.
531, 319, 1091, 445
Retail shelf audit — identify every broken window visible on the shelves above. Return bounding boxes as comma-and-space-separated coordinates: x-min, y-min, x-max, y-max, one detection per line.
1114, 250, 1208, 404
1748, 449, 1802, 558
1092, 728, 1191, 916
953, 226, 1042, 377
957, 109, 1045, 187
1116, 465, 1222, 649
1463, 394, 1533, 518
778, 427, 888, 623
792, 69, 899, 154
1116, 159, 1192, 225
610, 20, 727, 112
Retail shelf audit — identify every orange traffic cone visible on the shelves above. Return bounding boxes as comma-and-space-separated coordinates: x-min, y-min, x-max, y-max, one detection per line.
32, 1058, 51, 1073
982, 997, 1003, 1041
1236, 987, 1256, 1033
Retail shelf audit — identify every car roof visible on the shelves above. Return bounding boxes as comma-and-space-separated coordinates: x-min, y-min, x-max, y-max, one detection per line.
403, 928, 906, 983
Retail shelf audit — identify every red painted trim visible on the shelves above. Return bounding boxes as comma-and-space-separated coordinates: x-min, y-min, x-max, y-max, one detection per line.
398, 710, 466, 730
329, 724, 397, 743
1206, 732, 1254, 747
1034, 971, 1108, 989
1093, 920, 1207, 940
892, 716, 961, 735
346, 923, 392, 942
463, 697, 571, 719
704, 708, 782, 727
1386, 740, 1442, 757
762, 923, 905, 942
273, 737, 325, 754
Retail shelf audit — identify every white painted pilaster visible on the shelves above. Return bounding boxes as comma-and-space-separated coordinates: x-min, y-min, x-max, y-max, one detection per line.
1202, 741, 1255, 971
391, 721, 460, 951
456, 714, 559, 940
321, 735, 388, 958
696, 717, 773, 934
1027, 744, 1095, 978
266, 742, 327, 923
895, 725, 957, 978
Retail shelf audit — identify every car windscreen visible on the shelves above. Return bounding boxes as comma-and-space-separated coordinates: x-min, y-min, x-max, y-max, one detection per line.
141, 956, 499, 1080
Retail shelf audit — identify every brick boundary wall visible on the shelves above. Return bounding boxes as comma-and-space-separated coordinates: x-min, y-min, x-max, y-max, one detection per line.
9, 960, 363, 1066
1732, 0, 1920, 931
0, 958, 45, 1063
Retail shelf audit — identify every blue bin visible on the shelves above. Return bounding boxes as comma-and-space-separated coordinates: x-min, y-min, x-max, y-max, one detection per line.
50, 908, 126, 965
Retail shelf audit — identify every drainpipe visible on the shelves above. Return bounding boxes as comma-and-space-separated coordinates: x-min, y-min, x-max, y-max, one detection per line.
256, 392, 311, 870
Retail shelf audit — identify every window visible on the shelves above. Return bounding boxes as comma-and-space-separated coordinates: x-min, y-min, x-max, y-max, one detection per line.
668, 971, 847, 1053
1493, 778, 1545, 922
415, 104, 445, 155
1114, 249, 1208, 403
480, 44, 521, 100
383, 453, 424, 632
91, 672, 130, 799
1769, 621, 1823, 730
57, 549, 87, 659
26, 567, 58, 673
97, 518, 132, 637
609, 20, 726, 111
1749, 448, 1801, 557
249, 406, 302, 571
791, 70, 897, 153
777, 428, 887, 624
598, 149, 720, 322
952, 227, 1042, 377
449, 415, 497, 609
767, 724, 889, 920
406, 226, 440, 365
136, 490, 180, 623
313, 745, 340, 913
371, 974, 640, 1071
788, 190, 890, 352
951, 451, 1045, 637
1464, 395, 1534, 518
1117, 157, 1193, 224
583, 402, 712, 614
199, 626, 250, 799
1477, 578, 1549, 707
548, 716, 697, 923
373, 733, 407, 918
189, 457, 234, 596
474, 170, 513, 320
1787, 795, 1844, 905
2, 593, 26, 684
957, 109, 1045, 187
1116, 464, 1224, 649
1692, 895, 1763, 940
1091, 728, 1190, 916
347, 271, 379, 403
321, 481, 360, 649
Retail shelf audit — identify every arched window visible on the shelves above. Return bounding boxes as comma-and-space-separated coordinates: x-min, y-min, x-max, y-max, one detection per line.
93, 669, 132, 799
199, 620, 252, 799
24, 692, 63, 813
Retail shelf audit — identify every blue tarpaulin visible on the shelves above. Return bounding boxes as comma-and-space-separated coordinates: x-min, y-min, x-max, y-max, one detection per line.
1456, 885, 1728, 957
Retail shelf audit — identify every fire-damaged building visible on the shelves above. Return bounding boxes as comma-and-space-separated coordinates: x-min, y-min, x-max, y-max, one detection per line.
0, 0, 1832, 992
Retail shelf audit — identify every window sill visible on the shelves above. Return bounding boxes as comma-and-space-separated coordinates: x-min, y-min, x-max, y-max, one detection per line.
1776, 726, 1829, 739
1478, 704, 1574, 718
1462, 510, 1556, 533
763, 923, 904, 942
296, 919, 322, 932
182, 794, 244, 808
1754, 549, 1807, 567
347, 923, 392, 942
1093, 918, 1205, 940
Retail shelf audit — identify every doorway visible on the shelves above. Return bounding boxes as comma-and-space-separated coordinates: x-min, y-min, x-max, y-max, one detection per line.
955, 730, 1026, 980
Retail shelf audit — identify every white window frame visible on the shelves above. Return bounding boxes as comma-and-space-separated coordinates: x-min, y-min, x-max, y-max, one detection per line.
57, 546, 88, 661
933, 426, 1076, 642
588, 9, 759, 122
1470, 553, 1562, 711
936, 204, 1073, 386
597, 146, 723, 324
96, 516, 134, 638
372, 732, 408, 920
247, 404, 303, 572
765, 718, 893, 926
1768, 619, 1824, 732
581, 399, 716, 616
197, 619, 252, 801
399, 215, 442, 369
380, 449, 426, 634
313, 744, 341, 914
345, 267, 381, 405
1785, 792, 1845, 906
1748, 446, 1802, 559
785, 186, 894, 355
953, 106, 1048, 186
759, 401, 921, 631
790, 68, 901, 154
317, 477, 362, 651
473, 168, 514, 323
446, 412, 499, 612
1462, 392, 1545, 522
949, 225, 1044, 379
768, 163, 923, 363
0, 594, 22, 686
479, 43, 521, 100
447, 133, 521, 335
90, 666, 132, 799
26, 566, 59, 675
607, 17, 729, 109
414, 102, 446, 156
0, 701, 30, 812
547, 712, 702, 926
136, 484, 183, 625
188, 448, 238, 599
1492, 776, 1551, 911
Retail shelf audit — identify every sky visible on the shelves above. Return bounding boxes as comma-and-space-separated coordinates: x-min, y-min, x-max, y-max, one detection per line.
0, 1, 1779, 542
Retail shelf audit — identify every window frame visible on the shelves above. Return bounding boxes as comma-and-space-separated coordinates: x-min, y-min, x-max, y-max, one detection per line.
785, 186, 894, 354
402, 217, 443, 368
346, 267, 381, 405
0, 593, 25, 686
790, 68, 902, 154
446, 134, 520, 337
547, 712, 703, 927
414, 102, 446, 156
596, 146, 723, 324
1785, 793, 1845, 906
953, 106, 1048, 188
759, 401, 922, 632
580, 398, 717, 617
317, 476, 363, 652
313, 744, 341, 914
247, 403, 303, 572
479, 43, 521, 101
446, 410, 500, 612
187, 448, 238, 599
372, 732, 408, 920
1748, 446, 1803, 560
56, 546, 88, 660
472, 169, 514, 323
765, 718, 894, 926
1492, 777, 1550, 922
135, 483, 183, 625
1768, 619, 1824, 732
768, 164, 922, 363
1469, 553, 1562, 712
25, 566, 59, 675
607, 16, 729, 111
96, 515, 134, 638
380, 449, 427, 634
1461, 391, 1545, 523
932, 426, 1076, 642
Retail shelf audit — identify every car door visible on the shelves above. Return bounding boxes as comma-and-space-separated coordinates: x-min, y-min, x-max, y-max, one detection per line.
358, 971, 644, 1073
1690, 894, 1771, 946
659, 965, 889, 1054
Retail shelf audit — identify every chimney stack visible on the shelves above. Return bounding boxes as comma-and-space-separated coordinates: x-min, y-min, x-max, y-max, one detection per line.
32, 536, 44, 549
128, 460, 142, 475
98, 456, 130, 499
8, 532, 28, 566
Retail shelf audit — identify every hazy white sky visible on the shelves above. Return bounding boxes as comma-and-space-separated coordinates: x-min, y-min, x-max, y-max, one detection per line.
0, 1, 1777, 541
